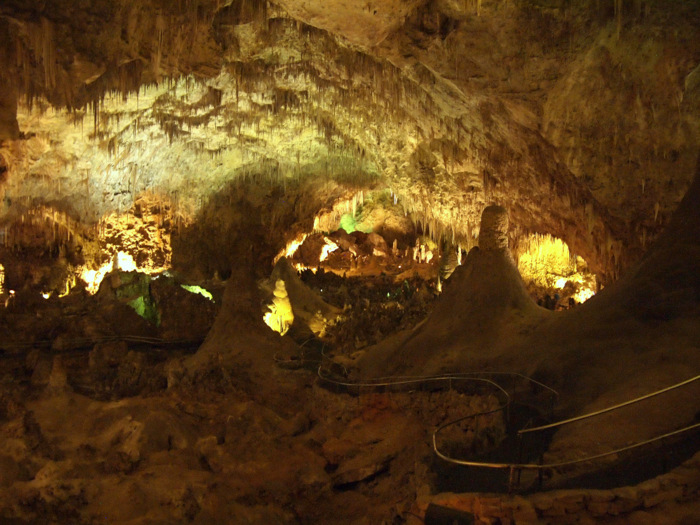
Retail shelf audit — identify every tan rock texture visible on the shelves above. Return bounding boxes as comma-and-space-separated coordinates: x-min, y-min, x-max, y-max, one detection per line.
0, 1, 698, 285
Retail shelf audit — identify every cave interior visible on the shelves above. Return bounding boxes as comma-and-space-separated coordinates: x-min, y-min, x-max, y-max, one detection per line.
0, 0, 699, 523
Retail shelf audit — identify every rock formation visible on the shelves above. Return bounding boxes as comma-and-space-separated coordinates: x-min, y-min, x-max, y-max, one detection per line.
0, 1, 699, 523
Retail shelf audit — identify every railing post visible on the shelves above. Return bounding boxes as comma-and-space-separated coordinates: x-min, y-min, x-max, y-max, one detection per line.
505, 397, 511, 429
508, 466, 515, 494
517, 433, 524, 464
661, 437, 667, 472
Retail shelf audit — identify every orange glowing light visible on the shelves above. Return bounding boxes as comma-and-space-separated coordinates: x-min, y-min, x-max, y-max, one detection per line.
319, 237, 339, 262
275, 233, 309, 264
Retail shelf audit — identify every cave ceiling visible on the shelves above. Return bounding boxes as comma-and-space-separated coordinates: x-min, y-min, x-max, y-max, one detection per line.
1, 0, 699, 283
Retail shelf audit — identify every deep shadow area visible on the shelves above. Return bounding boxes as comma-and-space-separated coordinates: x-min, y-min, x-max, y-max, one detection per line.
431, 403, 555, 494
548, 428, 700, 491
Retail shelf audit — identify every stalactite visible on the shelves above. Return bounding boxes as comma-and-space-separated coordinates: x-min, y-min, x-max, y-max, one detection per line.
615, 0, 623, 39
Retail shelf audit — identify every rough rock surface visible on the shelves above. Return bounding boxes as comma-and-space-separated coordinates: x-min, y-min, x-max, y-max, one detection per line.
478, 205, 510, 253
0, 2, 699, 523
1, 2, 699, 286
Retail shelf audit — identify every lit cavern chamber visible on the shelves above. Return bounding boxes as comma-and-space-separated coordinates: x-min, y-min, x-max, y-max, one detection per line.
0, 192, 218, 328
259, 188, 599, 344
515, 233, 597, 306
0, 2, 699, 524
0, 160, 598, 344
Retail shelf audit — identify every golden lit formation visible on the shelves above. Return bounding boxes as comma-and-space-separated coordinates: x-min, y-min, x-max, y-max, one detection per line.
275, 234, 309, 265
319, 237, 339, 262
516, 233, 597, 304
79, 195, 174, 294
263, 279, 294, 335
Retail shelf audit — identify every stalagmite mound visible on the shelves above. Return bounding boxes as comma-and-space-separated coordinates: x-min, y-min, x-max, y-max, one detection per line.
181, 246, 299, 405
357, 205, 549, 377
355, 163, 700, 484
475, 157, 700, 475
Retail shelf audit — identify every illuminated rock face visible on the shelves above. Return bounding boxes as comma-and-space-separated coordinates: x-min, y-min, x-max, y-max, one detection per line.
515, 233, 597, 305
275, 0, 425, 46
0, 2, 699, 286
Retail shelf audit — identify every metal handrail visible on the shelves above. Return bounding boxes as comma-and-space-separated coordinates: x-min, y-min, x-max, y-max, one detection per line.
317, 366, 512, 398
314, 353, 700, 490
519, 374, 700, 435
317, 366, 549, 473
317, 347, 559, 400
316, 365, 557, 406
433, 421, 700, 471
432, 398, 514, 468
0, 334, 201, 355
538, 422, 700, 468
431, 373, 700, 492
344, 370, 558, 399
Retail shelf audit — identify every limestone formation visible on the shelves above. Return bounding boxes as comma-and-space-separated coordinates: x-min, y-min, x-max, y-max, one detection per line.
478, 205, 509, 252
0, 2, 699, 524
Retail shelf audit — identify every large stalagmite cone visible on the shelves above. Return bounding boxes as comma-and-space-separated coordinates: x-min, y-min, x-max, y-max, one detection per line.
357, 205, 545, 377
182, 240, 299, 405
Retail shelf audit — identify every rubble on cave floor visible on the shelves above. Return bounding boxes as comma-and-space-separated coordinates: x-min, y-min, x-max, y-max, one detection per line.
319, 273, 438, 357
265, 265, 439, 370
0, 343, 502, 525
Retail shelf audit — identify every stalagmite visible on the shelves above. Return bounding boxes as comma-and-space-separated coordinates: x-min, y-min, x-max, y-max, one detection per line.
478, 205, 509, 253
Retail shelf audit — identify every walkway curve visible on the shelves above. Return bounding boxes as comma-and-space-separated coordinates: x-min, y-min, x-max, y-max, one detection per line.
315, 355, 700, 493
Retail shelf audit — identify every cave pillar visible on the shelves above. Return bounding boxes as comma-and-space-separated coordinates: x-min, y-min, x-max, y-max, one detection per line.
478, 205, 509, 252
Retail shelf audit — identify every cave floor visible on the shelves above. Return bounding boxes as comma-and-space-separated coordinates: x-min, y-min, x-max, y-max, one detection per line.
0, 254, 698, 524
1, 335, 698, 524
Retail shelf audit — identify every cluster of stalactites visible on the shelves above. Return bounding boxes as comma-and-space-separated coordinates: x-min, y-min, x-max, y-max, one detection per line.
73, 13, 479, 180
389, 188, 481, 253
1, 207, 79, 252
2, 0, 233, 135
7, 11, 486, 245
312, 190, 366, 233
515, 233, 575, 265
